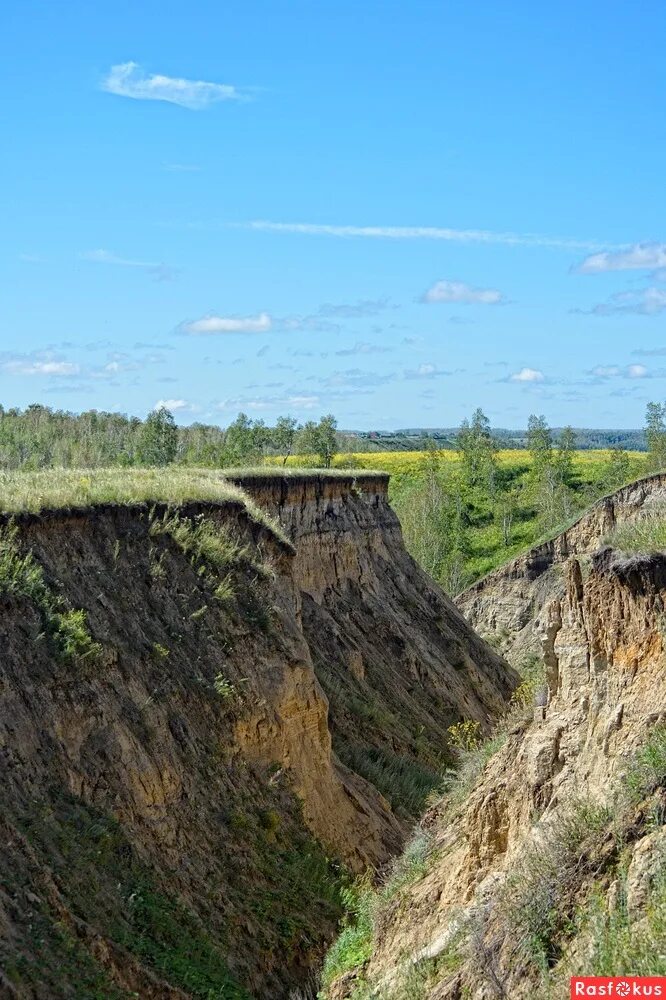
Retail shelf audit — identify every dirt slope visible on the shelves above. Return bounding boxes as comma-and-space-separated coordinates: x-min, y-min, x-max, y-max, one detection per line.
329, 542, 666, 998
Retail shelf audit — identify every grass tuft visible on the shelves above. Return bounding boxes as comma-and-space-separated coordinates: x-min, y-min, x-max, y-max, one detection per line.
0, 523, 101, 664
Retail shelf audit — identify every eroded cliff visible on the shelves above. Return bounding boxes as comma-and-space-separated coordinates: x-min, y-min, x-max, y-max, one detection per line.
457, 471, 666, 663
0, 473, 512, 999
331, 539, 666, 998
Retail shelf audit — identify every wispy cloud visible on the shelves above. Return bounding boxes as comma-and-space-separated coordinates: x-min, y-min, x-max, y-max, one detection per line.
633, 347, 666, 357
509, 367, 545, 383
404, 363, 453, 379
317, 298, 390, 318
322, 368, 394, 389
182, 312, 272, 335
81, 249, 179, 282
421, 279, 504, 305
102, 62, 245, 110
163, 163, 201, 172
335, 341, 390, 357
216, 393, 319, 412
0, 352, 80, 377
576, 243, 666, 273
578, 287, 666, 316
245, 220, 614, 251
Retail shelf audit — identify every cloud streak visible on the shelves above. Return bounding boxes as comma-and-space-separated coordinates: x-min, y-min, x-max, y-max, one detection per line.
245, 220, 615, 251
82, 249, 179, 282
102, 62, 245, 110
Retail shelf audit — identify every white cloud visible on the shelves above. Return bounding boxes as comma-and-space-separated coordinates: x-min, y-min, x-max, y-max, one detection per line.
102, 62, 243, 110
422, 279, 504, 305
577, 243, 666, 273
183, 312, 272, 335
509, 367, 545, 383
589, 363, 649, 380
245, 220, 611, 251
154, 398, 194, 411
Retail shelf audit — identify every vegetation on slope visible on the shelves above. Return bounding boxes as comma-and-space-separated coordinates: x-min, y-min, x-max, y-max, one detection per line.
320, 720, 666, 1000
0, 466, 293, 544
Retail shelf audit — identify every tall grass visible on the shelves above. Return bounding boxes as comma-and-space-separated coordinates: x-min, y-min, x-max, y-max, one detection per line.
0, 523, 101, 663
606, 507, 666, 554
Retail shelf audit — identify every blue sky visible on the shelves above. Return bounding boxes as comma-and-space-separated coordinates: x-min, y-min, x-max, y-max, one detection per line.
3, 0, 666, 430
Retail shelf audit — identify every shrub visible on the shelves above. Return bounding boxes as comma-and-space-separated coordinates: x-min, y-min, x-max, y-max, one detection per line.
447, 720, 481, 753
213, 674, 236, 701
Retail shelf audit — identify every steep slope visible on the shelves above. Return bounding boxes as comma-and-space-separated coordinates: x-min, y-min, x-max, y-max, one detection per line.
234, 472, 516, 819
328, 542, 666, 998
0, 473, 512, 999
457, 471, 666, 663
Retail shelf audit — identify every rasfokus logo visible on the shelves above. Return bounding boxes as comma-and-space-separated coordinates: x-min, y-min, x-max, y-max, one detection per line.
571, 978, 666, 997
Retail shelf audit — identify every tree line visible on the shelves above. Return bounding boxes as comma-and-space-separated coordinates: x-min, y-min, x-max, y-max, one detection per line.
0, 405, 344, 470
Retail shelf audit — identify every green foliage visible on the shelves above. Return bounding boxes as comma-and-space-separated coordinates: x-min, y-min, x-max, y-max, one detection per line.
0, 523, 101, 664
53, 609, 102, 661
139, 406, 178, 466
321, 875, 376, 990
646, 401, 666, 471
457, 408, 498, 494
500, 800, 612, 970
447, 720, 482, 753
624, 724, 666, 804
213, 674, 236, 701
439, 732, 508, 809
298, 414, 338, 468
565, 847, 666, 979
380, 831, 433, 901
336, 742, 443, 817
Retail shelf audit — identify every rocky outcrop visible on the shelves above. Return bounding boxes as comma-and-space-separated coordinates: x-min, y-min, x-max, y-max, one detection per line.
0, 474, 512, 999
457, 471, 666, 663
337, 541, 666, 998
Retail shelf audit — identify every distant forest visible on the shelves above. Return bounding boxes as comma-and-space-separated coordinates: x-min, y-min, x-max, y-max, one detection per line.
356, 427, 647, 452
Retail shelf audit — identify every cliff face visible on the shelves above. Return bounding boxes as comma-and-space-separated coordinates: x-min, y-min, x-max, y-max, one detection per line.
0, 474, 512, 999
234, 473, 516, 821
335, 543, 666, 999
456, 471, 666, 663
